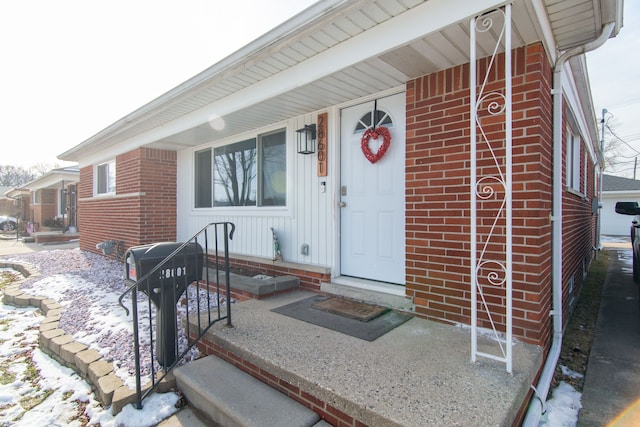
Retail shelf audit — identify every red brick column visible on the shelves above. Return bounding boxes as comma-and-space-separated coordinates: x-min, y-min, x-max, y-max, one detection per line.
405, 43, 554, 346
78, 148, 177, 255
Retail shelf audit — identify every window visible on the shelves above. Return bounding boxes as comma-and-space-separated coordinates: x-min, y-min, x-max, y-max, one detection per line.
96, 161, 116, 195
566, 132, 581, 192
195, 129, 286, 208
259, 130, 286, 206
355, 108, 393, 133
59, 189, 65, 216
214, 138, 257, 206
194, 149, 212, 208
583, 154, 588, 195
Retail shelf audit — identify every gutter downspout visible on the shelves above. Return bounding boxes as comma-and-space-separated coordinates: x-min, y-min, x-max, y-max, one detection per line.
522, 21, 615, 427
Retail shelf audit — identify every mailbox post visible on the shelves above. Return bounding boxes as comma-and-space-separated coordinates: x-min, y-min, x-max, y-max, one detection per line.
125, 242, 204, 367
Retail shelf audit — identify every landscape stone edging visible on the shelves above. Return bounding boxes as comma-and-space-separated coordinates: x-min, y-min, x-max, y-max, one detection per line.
0, 261, 175, 415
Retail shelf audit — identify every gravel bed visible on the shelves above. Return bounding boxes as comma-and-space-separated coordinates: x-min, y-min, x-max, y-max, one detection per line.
1, 248, 226, 388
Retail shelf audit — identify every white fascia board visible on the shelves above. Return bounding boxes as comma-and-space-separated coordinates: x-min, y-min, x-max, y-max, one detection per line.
24, 172, 79, 191
75, 147, 121, 170
602, 190, 640, 198
561, 59, 598, 164
87, 0, 506, 153
528, 0, 557, 63
4, 188, 29, 198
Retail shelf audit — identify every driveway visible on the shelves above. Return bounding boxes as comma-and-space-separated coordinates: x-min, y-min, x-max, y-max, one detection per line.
578, 246, 640, 426
0, 237, 79, 256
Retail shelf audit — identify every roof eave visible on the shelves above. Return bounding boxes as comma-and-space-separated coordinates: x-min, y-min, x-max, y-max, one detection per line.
23, 170, 80, 191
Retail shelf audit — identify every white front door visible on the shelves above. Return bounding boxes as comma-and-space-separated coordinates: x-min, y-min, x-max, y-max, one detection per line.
340, 93, 405, 285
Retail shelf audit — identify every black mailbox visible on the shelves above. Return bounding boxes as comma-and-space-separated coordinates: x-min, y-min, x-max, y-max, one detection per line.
125, 242, 204, 367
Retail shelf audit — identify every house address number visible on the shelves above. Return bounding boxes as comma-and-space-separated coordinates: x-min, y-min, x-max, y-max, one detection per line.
317, 112, 327, 177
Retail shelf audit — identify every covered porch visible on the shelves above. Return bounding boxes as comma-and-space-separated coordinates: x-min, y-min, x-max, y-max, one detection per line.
20, 166, 79, 236
190, 290, 542, 426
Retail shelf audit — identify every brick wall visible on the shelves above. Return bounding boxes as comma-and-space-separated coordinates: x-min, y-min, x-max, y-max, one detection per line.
78, 148, 177, 255
198, 340, 365, 427
0, 198, 15, 217
405, 43, 557, 346
228, 257, 330, 294
32, 189, 58, 226
562, 109, 598, 316
1, 195, 29, 224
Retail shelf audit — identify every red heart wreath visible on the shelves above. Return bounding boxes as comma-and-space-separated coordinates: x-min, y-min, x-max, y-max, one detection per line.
361, 126, 391, 164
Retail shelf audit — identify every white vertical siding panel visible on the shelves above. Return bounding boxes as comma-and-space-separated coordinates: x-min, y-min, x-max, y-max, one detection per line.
278, 216, 290, 260
304, 113, 316, 264
176, 148, 191, 242
295, 114, 310, 264
176, 113, 334, 269
316, 175, 330, 265
310, 150, 321, 265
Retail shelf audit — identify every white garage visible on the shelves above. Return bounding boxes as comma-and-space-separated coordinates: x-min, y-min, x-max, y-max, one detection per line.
601, 174, 640, 236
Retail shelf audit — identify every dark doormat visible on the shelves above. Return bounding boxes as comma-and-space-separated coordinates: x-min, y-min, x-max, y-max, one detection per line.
311, 297, 389, 321
271, 295, 412, 341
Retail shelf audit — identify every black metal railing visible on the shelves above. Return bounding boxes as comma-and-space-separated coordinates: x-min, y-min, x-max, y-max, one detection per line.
118, 222, 235, 409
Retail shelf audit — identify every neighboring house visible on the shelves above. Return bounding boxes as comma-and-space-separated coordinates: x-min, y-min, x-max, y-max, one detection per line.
601, 174, 640, 236
0, 186, 17, 217
4, 187, 30, 226
19, 166, 80, 232
58, 0, 623, 423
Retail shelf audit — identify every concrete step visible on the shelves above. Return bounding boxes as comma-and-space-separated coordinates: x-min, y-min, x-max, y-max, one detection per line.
174, 355, 322, 427
206, 269, 300, 299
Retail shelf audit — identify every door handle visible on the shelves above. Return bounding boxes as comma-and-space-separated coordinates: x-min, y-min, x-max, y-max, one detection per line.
339, 202, 346, 208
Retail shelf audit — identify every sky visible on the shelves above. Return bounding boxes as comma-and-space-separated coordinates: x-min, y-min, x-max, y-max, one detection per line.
1, 1, 638, 176
0, 0, 316, 169
587, 1, 640, 178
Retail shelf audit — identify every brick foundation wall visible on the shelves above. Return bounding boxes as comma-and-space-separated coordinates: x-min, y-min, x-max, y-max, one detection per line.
78, 148, 177, 255
405, 43, 556, 346
228, 257, 330, 293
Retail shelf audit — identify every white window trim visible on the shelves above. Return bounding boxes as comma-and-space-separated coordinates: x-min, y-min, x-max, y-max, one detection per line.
566, 131, 582, 194
95, 160, 116, 196
193, 126, 292, 214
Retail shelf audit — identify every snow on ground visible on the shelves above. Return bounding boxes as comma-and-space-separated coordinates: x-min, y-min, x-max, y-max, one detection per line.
0, 293, 179, 426
0, 248, 223, 426
600, 235, 630, 244
539, 380, 583, 427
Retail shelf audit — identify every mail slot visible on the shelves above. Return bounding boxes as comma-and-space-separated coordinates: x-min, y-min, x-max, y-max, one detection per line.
124, 242, 204, 367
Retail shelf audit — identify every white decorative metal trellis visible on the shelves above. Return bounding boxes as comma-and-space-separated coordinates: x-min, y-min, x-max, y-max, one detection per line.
470, 4, 513, 373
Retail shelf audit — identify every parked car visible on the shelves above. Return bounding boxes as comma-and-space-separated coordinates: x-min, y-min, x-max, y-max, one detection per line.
0, 216, 17, 232
615, 201, 640, 282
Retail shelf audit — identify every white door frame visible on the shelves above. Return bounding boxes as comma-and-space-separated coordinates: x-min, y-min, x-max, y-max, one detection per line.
330, 88, 406, 295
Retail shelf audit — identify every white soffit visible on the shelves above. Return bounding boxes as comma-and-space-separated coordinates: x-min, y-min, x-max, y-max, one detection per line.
59, 0, 619, 161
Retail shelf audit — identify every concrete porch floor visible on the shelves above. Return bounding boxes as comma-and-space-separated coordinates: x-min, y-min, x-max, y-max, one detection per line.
192, 290, 543, 426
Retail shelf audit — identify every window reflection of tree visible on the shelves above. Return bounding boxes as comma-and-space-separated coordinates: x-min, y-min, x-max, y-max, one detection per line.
214, 139, 257, 206
260, 132, 286, 206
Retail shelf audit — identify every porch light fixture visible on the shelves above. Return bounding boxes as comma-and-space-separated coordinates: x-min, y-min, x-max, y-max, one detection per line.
296, 124, 316, 154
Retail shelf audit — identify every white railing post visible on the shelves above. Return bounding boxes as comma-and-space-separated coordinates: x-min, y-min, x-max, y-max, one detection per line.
470, 4, 513, 373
